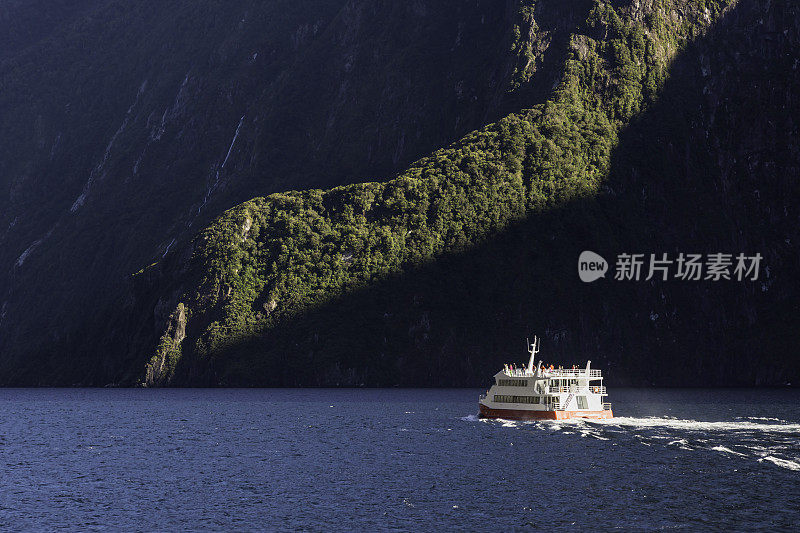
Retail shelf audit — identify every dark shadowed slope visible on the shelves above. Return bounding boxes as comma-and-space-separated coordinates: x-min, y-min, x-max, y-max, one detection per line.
1, 0, 575, 383
69, 0, 800, 388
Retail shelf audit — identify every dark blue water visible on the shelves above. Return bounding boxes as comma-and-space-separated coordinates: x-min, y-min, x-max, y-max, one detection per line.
0, 388, 798, 531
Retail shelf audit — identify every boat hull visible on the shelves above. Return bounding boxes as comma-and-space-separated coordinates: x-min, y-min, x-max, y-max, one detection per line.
479, 402, 613, 420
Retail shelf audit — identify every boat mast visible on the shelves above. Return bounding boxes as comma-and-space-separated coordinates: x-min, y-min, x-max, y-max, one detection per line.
526, 335, 540, 374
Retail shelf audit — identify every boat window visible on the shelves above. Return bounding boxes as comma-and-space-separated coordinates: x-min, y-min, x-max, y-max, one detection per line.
576, 396, 588, 409
497, 379, 528, 387
493, 395, 541, 404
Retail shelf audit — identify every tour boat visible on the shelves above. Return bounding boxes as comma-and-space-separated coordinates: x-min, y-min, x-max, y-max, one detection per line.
478, 336, 613, 420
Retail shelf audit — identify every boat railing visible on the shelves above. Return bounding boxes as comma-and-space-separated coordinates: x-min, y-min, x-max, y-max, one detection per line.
504, 369, 534, 377
549, 369, 602, 378
503, 368, 602, 378
603, 402, 612, 411
548, 386, 607, 395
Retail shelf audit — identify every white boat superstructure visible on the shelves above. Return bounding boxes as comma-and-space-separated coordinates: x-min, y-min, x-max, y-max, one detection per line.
478, 336, 613, 420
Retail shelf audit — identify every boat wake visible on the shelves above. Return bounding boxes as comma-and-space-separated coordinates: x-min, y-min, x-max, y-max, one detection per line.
759, 455, 800, 471
594, 416, 800, 434
464, 414, 800, 471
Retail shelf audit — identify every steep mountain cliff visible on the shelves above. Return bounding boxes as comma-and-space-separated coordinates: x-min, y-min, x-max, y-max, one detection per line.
0, 0, 563, 382
1, 0, 798, 386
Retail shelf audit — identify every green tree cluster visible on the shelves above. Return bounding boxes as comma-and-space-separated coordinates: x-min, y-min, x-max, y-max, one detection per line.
144, 0, 734, 384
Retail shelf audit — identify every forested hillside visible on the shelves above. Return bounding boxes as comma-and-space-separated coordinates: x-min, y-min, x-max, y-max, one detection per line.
0, 0, 562, 383
1, 0, 798, 386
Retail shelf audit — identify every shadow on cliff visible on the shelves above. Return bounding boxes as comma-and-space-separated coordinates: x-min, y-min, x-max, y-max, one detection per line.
15, 0, 798, 387
0, 0, 598, 386
186, 0, 799, 388
162, 0, 799, 388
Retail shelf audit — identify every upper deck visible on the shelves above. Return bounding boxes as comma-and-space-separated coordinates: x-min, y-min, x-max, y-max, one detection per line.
503, 367, 602, 379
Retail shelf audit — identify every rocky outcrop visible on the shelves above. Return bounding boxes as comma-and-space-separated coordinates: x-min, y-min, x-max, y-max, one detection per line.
142, 303, 186, 387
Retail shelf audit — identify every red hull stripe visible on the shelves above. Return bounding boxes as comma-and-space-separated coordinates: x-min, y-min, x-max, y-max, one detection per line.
479, 403, 613, 420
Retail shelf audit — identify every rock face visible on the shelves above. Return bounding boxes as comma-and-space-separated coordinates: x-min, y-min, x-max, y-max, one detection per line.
0, 0, 561, 384
1, 0, 799, 387
142, 303, 185, 386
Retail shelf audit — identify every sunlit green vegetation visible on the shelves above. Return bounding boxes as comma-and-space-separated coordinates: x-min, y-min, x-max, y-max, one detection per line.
144, 0, 735, 384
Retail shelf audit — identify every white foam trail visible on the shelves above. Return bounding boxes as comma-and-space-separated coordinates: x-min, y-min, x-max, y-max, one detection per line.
740, 416, 786, 423
594, 416, 800, 434
668, 438, 689, 446
579, 430, 610, 441
758, 456, 800, 471
476, 413, 800, 472
711, 446, 747, 457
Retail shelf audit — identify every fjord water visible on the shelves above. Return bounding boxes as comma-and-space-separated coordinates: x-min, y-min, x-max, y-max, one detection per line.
0, 389, 797, 531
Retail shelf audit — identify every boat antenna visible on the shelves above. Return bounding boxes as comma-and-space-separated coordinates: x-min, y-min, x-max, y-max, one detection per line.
526, 335, 540, 373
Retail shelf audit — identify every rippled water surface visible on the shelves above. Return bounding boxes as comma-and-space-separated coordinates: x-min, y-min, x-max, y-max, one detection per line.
0, 388, 798, 530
